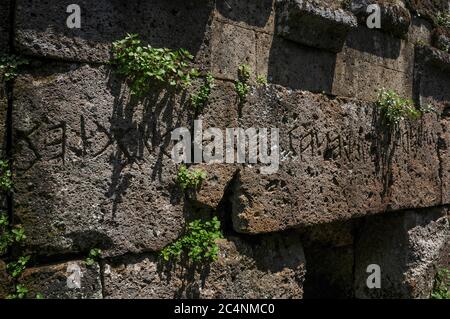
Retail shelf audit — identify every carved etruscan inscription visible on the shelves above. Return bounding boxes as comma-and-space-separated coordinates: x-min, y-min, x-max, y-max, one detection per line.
287, 124, 438, 163
232, 87, 443, 233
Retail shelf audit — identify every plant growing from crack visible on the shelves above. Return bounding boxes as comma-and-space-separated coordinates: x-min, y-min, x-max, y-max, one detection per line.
160, 217, 223, 263
7, 284, 28, 299
7, 255, 31, 278
0, 160, 13, 192
436, 12, 450, 29
0, 212, 41, 299
190, 73, 214, 111
85, 248, 101, 266
0, 55, 28, 82
256, 75, 267, 86
111, 33, 200, 95
431, 268, 450, 299
235, 64, 251, 104
0, 212, 26, 255
376, 88, 429, 126
176, 165, 207, 192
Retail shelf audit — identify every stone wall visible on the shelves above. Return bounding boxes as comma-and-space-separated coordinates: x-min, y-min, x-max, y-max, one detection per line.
0, 0, 449, 299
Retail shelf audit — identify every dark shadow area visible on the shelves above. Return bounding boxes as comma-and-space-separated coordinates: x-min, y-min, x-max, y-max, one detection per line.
267, 36, 337, 92
215, 0, 273, 28
345, 27, 402, 60
302, 244, 355, 299
66, 230, 115, 253
15, 0, 214, 60
370, 106, 399, 199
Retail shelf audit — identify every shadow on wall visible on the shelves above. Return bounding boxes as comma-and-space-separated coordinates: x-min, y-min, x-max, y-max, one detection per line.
216, 0, 274, 28
16, 0, 213, 61
265, 8, 403, 93
104, 70, 193, 220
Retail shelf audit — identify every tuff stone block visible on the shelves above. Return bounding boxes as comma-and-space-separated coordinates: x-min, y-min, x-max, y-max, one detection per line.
354, 207, 450, 299
231, 85, 442, 234
333, 28, 414, 101
415, 46, 450, 204
12, 63, 192, 257
210, 21, 256, 81
215, 0, 275, 33
276, 0, 357, 52
103, 235, 306, 299
15, 0, 213, 64
348, 0, 411, 38
259, 33, 337, 92
19, 260, 102, 299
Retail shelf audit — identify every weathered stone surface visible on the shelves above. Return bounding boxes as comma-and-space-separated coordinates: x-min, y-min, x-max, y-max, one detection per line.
415, 46, 450, 204
408, 17, 433, 45
211, 21, 256, 81
215, 0, 275, 33
431, 27, 450, 52
15, 0, 213, 64
348, 0, 411, 38
19, 260, 102, 299
276, 0, 357, 52
259, 33, 337, 92
12, 63, 192, 257
333, 28, 414, 101
354, 207, 450, 299
103, 235, 306, 299
405, 0, 449, 23
231, 85, 442, 234
0, 0, 10, 55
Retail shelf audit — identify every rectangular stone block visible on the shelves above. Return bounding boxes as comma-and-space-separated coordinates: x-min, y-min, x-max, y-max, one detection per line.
103, 235, 306, 299
415, 46, 450, 204
231, 85, 442, 234
354, 207, 450, 299
215, 0, 275, 33
211, 20, 256, 81
276, 0, 357, 53
259, 33, 337, 93
333, 28, 414, 101
12, 63, 193, 257
19, 260, 102, 299
15, 0, 213, 64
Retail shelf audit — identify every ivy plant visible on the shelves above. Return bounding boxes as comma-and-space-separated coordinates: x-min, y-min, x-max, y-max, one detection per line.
431, 268, 450, 299
160, 217, 223, 263
190, 73, 214, 111
85, 248, 101, 266
0, 160, 13, 192
376, 88, 422, 125
111, 34, 200, 95
235, 64, 251, 104
176, 165, 207, 192
0, 55, 28, 82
